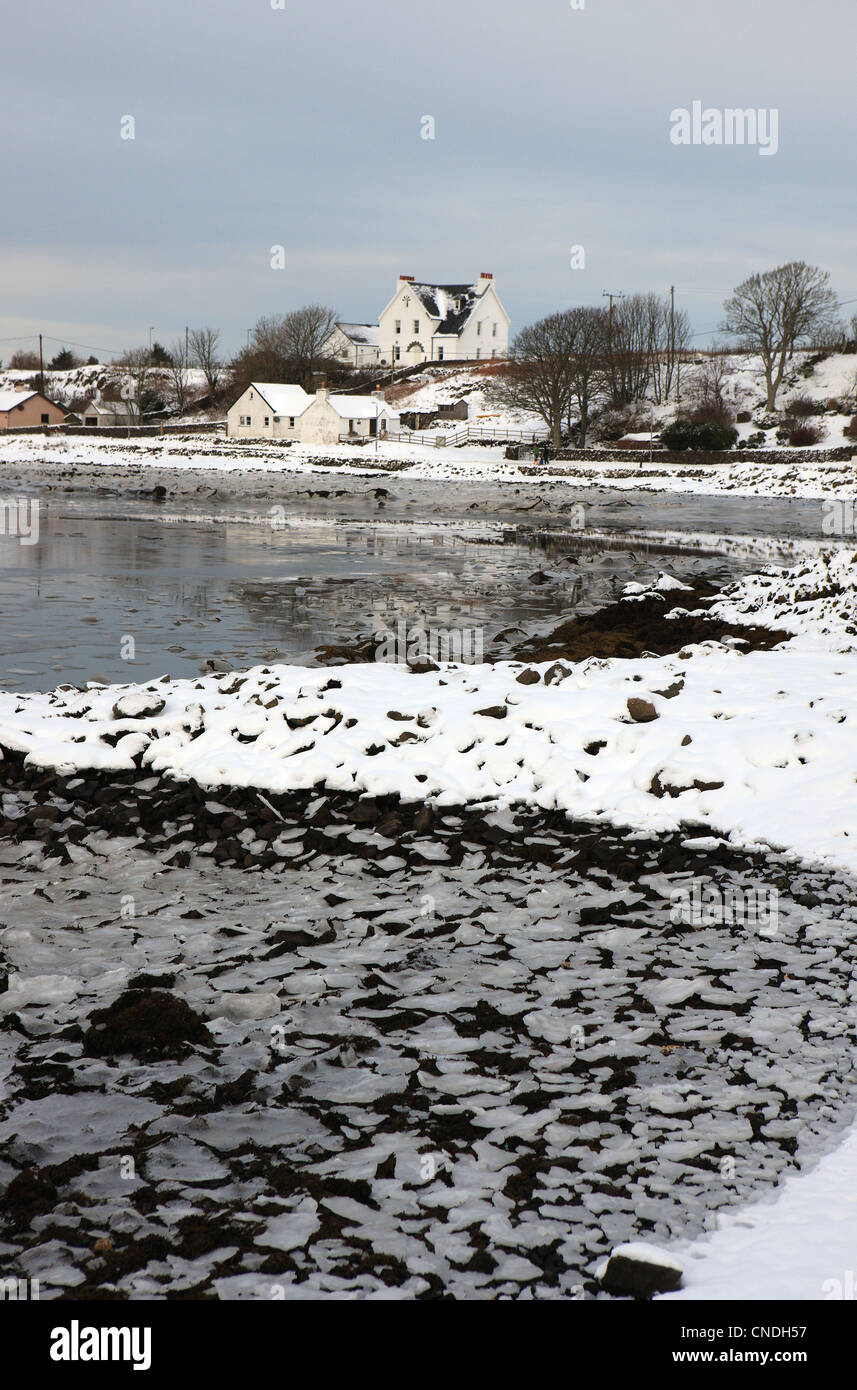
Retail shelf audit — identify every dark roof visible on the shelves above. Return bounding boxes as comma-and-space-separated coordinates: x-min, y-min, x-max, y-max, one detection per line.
407, 283, 482, 335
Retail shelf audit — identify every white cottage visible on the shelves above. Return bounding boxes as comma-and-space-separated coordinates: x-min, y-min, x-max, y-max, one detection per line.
378, 273, 510, 366
296, 388, 399, 443
323, 323, 381, 369
226, 383, 314, 440
226, 382, 398, 444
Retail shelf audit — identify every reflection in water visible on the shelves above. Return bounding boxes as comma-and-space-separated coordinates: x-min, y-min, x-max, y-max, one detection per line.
0, 497, 795, 693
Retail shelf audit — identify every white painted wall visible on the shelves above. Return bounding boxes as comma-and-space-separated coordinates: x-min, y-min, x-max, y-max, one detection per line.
378, 277, 510, 364
226, 385, 305, 440
379, 280, 434, 366
324, 327, 380, 369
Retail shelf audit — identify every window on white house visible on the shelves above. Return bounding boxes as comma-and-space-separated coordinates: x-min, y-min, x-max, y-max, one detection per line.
493, 323, 497, 336
249, 391, 254, 400
289, 417, 295, 427
273, 416, 280, 423
395, 346, 401, 361
477, 322, 482, 336
395, 320, 401, 334
437, 346, 444, 361
476, 349, 481, 360
247, 417, 252, 426
264, 417, 270, 426
414, 320, 419, 333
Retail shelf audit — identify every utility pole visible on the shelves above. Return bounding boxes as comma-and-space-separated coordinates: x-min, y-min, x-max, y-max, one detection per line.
602, 291, 625, 396
38, 333, 44, 396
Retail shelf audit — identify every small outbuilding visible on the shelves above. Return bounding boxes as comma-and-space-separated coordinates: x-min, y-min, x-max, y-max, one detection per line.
76, 399, 136, 427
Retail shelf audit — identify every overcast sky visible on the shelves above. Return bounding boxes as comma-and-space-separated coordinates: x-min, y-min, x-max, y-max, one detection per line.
2, 0, 855, 360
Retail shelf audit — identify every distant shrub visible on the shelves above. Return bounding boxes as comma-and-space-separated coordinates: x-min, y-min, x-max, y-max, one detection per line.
688, 403, 735, 427
787, 421, 828, 446
844, 416, 857, 441
736, 410, 752, 423
826, 398, 844, 413
785, 393, 823, 418
745, 432, 767, 448
660, 419, 738, 452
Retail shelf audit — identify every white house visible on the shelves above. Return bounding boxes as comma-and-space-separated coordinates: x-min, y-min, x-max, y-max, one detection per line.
378, 273, 510, 367
226, 382, 399, 444
324, 323, 381, 369
226, 383, 313, 440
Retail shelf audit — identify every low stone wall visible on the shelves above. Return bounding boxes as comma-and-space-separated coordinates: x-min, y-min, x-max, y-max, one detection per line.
554, 444, 856, 466
0, 422, 224, 439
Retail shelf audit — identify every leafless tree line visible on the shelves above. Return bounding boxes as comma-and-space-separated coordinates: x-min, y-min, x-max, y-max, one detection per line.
493, 292, 690, 447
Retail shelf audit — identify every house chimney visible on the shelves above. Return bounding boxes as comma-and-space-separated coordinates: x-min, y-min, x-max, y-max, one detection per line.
372, 386, 386, 400
316, 384, 329, 402
398, 274, 415, 283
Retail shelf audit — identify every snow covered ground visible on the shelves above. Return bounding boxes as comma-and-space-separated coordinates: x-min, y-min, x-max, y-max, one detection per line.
1, 427, 855, 501
667, 1121, 857, 1302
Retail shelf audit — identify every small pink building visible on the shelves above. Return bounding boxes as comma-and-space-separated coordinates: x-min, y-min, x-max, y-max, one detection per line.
0, 390, 66, 430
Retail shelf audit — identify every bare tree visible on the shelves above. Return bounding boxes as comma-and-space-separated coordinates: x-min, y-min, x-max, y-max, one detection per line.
564, 306, 610, 446
167, 339, 192, 416
721, 261, 841, 411
241, 306, 338, 392
688, 355, 733, 421
8, 350, 40, 370
284, 304, 338, 389
490, 313, 580, 449
188, 327, 224, 397
606, 294, 652, 405
116, 347, 157, 421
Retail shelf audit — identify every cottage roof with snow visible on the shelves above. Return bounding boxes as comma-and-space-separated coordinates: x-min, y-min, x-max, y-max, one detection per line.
335, 324, 380, 347
245, 383, 314, 417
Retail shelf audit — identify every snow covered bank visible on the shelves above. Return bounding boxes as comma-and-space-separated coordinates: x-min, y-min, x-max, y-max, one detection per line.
1, 431, 856, 501
1, 551, 856, 876
666, 1119, 857, 1301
